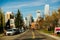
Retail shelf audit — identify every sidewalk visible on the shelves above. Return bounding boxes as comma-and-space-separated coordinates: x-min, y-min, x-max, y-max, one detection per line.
37, 30, 60, 40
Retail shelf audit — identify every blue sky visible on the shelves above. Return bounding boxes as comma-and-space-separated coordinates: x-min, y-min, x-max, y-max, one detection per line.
0, 0, 60, 18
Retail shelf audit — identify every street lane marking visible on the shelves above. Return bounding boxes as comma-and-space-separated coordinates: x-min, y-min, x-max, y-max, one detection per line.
32, 31, 35, 39
36, 30, 45, 39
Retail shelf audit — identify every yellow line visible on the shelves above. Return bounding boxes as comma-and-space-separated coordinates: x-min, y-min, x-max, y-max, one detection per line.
32, 31, 35, 39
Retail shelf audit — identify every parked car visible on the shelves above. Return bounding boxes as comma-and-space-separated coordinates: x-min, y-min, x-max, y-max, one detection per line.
54, 27, 60, 34
13, 28, 20, 34
19, 27, 24, 33
6, 29, 16, 36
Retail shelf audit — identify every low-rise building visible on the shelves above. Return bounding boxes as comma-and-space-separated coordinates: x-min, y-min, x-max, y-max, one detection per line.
5, 12, 15, 29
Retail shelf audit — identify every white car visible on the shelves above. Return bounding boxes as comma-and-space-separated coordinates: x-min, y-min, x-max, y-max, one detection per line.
6, 29, 16, 36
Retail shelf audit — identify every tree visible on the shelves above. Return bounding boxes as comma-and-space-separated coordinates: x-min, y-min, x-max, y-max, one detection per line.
57, 8, 60, 19
15, 9, 24, 29
31, 16, 34, 22
0, 8, 5, 33
36, 17, 44, 29
51, 11, 58, 26
58, 8, 60, 14
57, 8, 60, 26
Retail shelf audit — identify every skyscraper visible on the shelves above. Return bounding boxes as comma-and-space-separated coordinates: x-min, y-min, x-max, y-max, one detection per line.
25, 14, 32, 28
36, 10, 40, 19
44, 4, 50, 16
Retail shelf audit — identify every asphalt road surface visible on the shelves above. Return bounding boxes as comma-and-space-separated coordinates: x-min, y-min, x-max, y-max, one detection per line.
13, 30, 56, 40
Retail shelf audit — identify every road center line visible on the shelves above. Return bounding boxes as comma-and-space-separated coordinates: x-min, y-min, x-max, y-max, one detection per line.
32, 31, 35, 39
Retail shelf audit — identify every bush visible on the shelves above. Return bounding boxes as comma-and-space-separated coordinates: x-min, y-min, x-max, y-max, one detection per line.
0, 26, 3, 33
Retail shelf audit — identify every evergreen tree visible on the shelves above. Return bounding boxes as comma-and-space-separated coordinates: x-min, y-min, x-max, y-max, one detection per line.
15, 9, 24, 29
31, 16, 34, 22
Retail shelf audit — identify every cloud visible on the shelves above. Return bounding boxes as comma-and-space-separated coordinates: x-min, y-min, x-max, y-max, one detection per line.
2, 0, 60, 9
2, 0, 46, 9
51, 0, 60, 3
1, 0, 60, 14
50, 6, 60, 10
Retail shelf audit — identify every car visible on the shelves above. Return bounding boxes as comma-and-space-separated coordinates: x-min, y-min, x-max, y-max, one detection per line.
12, 28, 20, 34
6, 29, 16, 36
19, 27, 24, 33
54, 27, 60, 34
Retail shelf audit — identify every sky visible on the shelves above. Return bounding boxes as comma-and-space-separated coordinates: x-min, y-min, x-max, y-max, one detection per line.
0, 0, 60, 18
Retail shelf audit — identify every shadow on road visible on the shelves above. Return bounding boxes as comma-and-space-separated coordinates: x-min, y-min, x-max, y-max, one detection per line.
14, 38, 46, 40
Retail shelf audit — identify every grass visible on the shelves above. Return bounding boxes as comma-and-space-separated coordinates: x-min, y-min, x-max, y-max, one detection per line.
40, 29, 60, 37
40, 30, 53, 34
57, 34, 60, 37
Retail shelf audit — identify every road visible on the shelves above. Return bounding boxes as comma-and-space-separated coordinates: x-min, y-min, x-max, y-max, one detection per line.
0, 30, 57, 40
14, 30, 56, 40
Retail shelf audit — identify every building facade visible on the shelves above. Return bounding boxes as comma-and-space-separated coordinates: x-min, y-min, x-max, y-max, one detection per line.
25, 14, 32, 28
44, 4, 50, 16
36, 10, 41, 21
5, 12, 11, 23
5, 12, 15, 29
36, 10, 40, 19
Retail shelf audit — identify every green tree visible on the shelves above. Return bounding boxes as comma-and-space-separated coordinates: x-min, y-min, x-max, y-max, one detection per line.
57, 8, 60, 26
0, 8, 5, 33
52, 11, 58, 26
36, 17, 44, 29
15, 9, 24, 29
31, 16, 34, 22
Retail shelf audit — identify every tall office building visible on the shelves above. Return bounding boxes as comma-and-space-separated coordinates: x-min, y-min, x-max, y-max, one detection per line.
25, 14, 32, 28
44, 4, 50, 16
36, 10, 41, 21
36, 10, 40, 19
